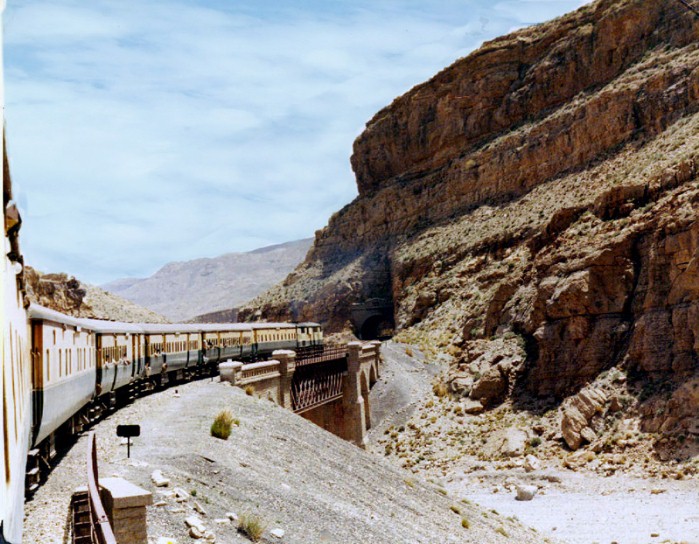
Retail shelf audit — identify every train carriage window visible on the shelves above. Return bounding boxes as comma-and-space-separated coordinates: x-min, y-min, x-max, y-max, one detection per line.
46, 350, 50, 382
53, 330, 56, 345
59, 349, 63, 377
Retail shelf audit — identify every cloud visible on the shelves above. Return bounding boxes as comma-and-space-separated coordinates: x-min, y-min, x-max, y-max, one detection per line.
4, 0, 589, 285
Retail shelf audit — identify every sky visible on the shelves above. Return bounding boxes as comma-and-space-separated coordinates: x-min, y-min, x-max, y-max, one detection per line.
4, 0, 589, 285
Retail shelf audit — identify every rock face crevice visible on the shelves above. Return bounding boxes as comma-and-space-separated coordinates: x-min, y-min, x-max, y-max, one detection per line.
244, 0, 699, 446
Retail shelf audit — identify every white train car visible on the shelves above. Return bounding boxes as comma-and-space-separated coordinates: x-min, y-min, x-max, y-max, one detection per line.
253, 323, 298, 354
200, 323, 254, 364
80, 318, 144, 402
141, 323, 202, 384
1, 26, 32, 541
27, 306, 96, 450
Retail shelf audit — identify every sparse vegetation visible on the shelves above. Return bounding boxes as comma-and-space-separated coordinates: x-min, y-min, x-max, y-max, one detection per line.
461, 517, 470, 529
245, 385, 255, 396
238, 513, 267, 542
432, 381, 448, 398
496, 526, 509, 537
211, 409, 236, 440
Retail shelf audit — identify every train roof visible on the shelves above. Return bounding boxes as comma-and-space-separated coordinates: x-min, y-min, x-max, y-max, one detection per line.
197, 323, 254, 332
250, 322, 297, 329
77, 318, 146, 334
137, 323, 203, 335
27, 305, 321, 334
28, 304, 84, 328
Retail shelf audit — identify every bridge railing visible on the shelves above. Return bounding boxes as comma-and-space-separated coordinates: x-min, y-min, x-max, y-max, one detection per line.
295, 346, 348, 367
239, 360, 281, 384
291, 358, 347, 413
86, 432, 117, 544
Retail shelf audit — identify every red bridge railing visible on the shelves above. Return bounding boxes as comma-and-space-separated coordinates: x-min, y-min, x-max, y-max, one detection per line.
86, 432, 117, 544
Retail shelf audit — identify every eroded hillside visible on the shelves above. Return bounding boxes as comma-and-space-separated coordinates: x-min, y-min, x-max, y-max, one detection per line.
25, 266, 169, 323
243, 0, 699, 461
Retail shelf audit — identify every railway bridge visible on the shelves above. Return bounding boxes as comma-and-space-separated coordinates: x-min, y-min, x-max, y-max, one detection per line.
220, 342, 381, 447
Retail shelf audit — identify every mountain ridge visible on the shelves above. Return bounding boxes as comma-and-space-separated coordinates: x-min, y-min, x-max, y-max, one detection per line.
103, 238, 313, 322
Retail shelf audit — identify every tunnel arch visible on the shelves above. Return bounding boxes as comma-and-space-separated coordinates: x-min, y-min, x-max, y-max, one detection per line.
358, 315, 395, 341
351, 299, 394, 341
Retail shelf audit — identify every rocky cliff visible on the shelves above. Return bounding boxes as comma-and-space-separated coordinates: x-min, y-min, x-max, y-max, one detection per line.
244, 0, 699, 456
25, 267, 169, 323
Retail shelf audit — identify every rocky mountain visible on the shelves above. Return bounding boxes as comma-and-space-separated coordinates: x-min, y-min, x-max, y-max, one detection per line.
24, 266, 169, 323
243, 0, 699, 459
103, 238, 313, 322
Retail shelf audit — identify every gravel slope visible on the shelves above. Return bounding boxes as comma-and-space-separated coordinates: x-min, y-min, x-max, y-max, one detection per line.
368, 342, 699, 544
24, 378, 549, 544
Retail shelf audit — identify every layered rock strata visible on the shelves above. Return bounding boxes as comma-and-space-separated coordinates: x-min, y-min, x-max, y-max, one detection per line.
243, 0, 699, 447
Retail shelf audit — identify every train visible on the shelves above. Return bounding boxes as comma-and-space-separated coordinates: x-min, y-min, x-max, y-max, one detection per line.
4, 300, 322, 543
0, 87, 321, 544
26, 306, 322, 482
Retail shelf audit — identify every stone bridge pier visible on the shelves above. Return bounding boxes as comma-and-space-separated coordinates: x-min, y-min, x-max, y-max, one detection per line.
220, 341, 381, 448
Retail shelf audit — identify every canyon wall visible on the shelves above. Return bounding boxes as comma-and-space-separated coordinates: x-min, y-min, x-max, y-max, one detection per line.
243, 0, 699, 449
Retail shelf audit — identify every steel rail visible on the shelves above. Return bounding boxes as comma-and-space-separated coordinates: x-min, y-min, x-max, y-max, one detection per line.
86, 432, 117, 544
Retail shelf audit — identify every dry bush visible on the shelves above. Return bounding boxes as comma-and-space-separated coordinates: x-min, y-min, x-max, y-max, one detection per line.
211, 410, 235, 440
238, 513, 267, 542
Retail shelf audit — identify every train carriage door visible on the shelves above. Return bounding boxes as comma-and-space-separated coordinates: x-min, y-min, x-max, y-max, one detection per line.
95, 334, 103, 392
30, 321, 44, 440
131, 334, 137, 377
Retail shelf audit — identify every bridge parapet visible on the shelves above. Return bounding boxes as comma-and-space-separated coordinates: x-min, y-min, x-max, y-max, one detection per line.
219, 342, 381, 447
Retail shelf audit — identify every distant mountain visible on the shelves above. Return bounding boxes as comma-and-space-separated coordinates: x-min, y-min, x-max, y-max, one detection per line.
102, 238, 313, 322
24, 267, 169, 323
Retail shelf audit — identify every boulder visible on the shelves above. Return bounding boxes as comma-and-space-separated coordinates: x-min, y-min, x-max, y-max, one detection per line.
483, 428, 530, 458
561, 387, 607, 450
462, 398, 484, 414
470, 364, 508, 406
185, 516, 206, 534
515, 485, 538, 501
151, 470, 170, 487
270, 528, 286, 539
523, 455, 541, 473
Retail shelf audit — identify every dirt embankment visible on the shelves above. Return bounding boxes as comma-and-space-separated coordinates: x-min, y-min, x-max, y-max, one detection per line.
24, 378, 549, 544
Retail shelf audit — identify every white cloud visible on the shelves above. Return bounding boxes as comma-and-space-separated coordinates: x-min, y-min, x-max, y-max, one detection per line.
4, 0, 590, 284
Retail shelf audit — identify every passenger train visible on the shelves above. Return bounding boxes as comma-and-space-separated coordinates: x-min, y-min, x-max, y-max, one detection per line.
5, 301, 322, 543
26, 306, 322, 477
0, 88, 321, 544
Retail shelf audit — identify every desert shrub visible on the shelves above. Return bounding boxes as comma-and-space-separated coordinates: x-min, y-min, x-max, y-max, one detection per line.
211, 410, 235, 440
461, 517, 470, 529
405, 347, 414, 357
244, 385, 255, 396
433, 381, 448, 398
238, 513, 267, 542
495, 526, 508, 537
